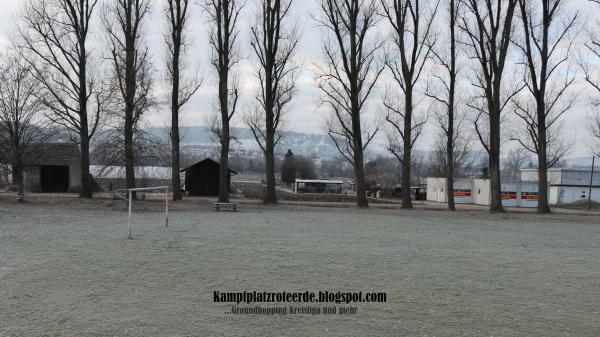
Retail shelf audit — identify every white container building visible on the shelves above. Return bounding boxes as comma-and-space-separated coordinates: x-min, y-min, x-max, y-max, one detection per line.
471, 179, 539, 208
521, 167, 600, 206
426, 166, 600, 207
426, 178, 474, 204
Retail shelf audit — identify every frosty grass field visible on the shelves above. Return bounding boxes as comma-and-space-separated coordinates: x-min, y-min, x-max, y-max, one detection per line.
1, 195, 599, 336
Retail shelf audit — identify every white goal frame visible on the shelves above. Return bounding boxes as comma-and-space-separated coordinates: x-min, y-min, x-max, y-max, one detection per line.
115, 186, 169, 239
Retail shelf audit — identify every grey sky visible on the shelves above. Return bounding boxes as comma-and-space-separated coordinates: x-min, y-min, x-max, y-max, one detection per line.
0, 0, 597, 158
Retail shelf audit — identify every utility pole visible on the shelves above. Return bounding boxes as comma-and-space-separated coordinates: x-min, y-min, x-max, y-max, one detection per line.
587, 156, 596, 212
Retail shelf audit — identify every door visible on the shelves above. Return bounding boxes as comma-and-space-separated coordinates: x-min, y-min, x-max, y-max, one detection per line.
40, 165, 69, 193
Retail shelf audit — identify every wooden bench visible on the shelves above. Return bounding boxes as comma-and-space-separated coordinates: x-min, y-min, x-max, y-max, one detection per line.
213, 202, 238, 212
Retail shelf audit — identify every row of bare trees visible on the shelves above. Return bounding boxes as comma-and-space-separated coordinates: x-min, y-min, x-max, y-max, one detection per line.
0, 0, 190, 201
0, 0, 596, 212
1, 0, 296, 204
203, 0, 298, 204
316, 0, 470, 210
317, 0, 582, 214
8, 0, 158, 200
3, 0, 298, 204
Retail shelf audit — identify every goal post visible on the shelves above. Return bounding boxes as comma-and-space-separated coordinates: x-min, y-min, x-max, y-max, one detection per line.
115, 186, 169, 239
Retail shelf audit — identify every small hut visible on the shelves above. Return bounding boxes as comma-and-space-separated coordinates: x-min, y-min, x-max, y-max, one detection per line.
181, 158, 236, 196
22, 143, 81, 193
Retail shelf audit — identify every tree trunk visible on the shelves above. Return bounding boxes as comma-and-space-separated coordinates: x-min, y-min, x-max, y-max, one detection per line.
79, 132, 93, 198
354, 152, 369, 208
171, 117, 182, 200
446, 0, 456, 211
402, 89, 413, 209
446, 127, 456, 211
351, 85, 368, 208
78, 38, 92, 199
11, 164, 17, 185
353, 117, 369, 208
171, 41, 182, 201
219, 126, 231, 203
446, 98, 456, 210
489, 106, 503, 212
15, 159, 24, 202
218, 68, 231, 202
124, 15, 137, 198
537, 104, 551, 213
264, 133, 277, 204
264, 46, 277, 204
124, 120, 136, 192
124, 96, 136, 200
537, 151, 550, 213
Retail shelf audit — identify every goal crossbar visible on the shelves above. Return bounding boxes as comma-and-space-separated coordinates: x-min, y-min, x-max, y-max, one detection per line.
116, 186, 169, 239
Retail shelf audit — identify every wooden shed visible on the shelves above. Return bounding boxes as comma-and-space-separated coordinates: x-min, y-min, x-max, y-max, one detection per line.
181, 158, 236, 196
22, 143, 81, 193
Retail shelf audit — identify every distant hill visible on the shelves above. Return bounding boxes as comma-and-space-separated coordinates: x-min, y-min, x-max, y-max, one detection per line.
146, 126, 347, 158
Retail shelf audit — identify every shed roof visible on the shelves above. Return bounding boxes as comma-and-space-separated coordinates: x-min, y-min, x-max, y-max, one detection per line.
23, 143, 80, 166
180, 158, 237, 173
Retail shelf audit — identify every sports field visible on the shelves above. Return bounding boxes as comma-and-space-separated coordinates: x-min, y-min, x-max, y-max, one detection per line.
1, 195, 599, 336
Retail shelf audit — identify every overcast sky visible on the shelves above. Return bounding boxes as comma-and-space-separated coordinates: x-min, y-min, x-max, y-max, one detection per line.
0, 0, 597, 159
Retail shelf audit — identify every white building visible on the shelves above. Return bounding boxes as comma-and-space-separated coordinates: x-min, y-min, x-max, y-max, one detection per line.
471, 179, 539, 208
549, 186, 600, 206
521, 167, 600, 206
426, 177, 538, 208
520, 167, 600, 185
427, 166, 600, 207
294, 179, 344, 194
426, 178, 474, 204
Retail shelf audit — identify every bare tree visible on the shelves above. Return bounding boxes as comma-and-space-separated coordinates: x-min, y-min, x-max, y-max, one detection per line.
91, 125, 168, 169
17, 0, 105, 198
502, 147, 531, 180
104, 0, 154, 195
510, 116, 573, 166
0, 53, 50, 200
296, 156, 317, 179
428, 121, 475, 178
381, 0, 438, 209
424, 0, 460, 210
165, 0, 201, 201
511, 0, 577, 213
459, 0, 519, 212
246, 0, 299, 204
411, 149, 426, 197
203, 0, 243, 203
316, 0, 384, 208
582, 1, 600, 155
384, 94, 426, 192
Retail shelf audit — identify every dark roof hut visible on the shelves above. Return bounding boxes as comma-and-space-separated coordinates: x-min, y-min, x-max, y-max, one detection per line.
181, 158, 236, 196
